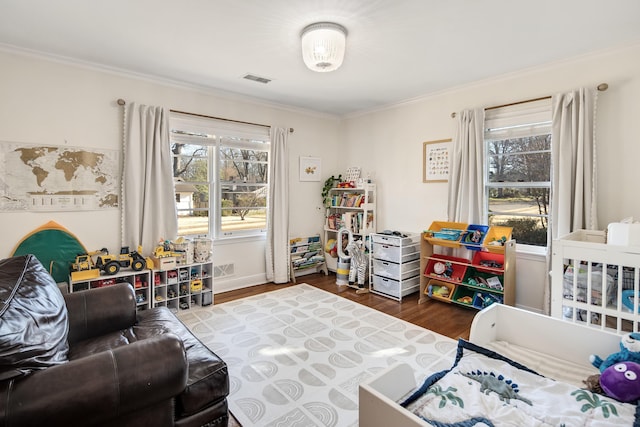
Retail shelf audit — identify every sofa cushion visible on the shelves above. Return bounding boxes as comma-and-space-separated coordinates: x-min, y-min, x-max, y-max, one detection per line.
68, 330, 131, 360
134, 307, 229, 416
0, 254, 69, 380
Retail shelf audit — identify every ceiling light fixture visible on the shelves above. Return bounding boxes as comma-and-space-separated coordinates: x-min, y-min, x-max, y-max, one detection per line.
301, 22, 347, 73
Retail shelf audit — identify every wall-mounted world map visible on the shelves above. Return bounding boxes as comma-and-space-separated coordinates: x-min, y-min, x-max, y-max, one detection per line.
0, 142, 119, 211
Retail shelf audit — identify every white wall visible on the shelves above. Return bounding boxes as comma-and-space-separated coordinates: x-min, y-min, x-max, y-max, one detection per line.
341, 42, 640, 311
2, 42, 640, 307
0, 49, 341, 292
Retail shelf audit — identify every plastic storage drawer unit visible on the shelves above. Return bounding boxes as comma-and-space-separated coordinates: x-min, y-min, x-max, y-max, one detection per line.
372, 275, 420, 299
373, 259, 420, 280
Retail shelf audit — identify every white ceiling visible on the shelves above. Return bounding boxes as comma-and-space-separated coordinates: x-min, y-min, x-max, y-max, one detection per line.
2, 0, 640, 117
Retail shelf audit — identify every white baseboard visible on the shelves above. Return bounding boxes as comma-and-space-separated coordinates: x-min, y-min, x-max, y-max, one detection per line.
214, 273, 268, 294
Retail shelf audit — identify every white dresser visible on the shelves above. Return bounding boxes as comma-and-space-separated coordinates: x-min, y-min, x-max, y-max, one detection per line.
369, 232, 421, 301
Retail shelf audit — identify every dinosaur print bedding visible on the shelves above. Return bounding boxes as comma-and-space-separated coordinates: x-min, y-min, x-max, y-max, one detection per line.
401, 339, 639, 427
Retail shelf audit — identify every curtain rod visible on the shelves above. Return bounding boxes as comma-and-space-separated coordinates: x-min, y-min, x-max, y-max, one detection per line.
450, 83, 609, 118
116, 99, 294, 133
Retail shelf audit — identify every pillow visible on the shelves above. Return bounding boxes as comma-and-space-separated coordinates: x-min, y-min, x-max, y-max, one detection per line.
0, 254, 69, 380
402, 339, 639, 427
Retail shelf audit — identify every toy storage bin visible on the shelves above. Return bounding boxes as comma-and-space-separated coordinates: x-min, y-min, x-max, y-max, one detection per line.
463, 268, 504, 291
372, 243, 419, 263
472, 291, 503, 309
471, 251, 504, 273
425, 279, 455, 302
424, 254, 468, 282
373, 258, 420, 280
452, 286, 475, 306
424, 221, 467, 247
461, 224, 489, 250
483, 225, 513, 253
371, 275, 419, 299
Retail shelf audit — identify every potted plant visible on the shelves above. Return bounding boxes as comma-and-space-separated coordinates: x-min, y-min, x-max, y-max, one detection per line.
322, 175, 342, 207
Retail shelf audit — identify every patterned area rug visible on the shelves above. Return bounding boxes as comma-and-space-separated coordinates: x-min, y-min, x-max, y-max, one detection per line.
177, 284, 457, 427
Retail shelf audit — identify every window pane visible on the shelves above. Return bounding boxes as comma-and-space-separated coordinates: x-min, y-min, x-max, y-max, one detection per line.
219, 147, 268, 184
488, 187, 549, 215
487, 135, 551, 183
173, 142, 210, 237
489, 214, 548, 247
488, 187, 549, 247
172, 143, 209, 182
177, 209, 209, 236
221, 207, 267, 233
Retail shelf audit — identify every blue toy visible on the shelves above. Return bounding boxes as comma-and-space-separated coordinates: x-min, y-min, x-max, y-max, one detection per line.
590, 332, 640, 373
621, 290, 640, 313
600, 361, 640, 403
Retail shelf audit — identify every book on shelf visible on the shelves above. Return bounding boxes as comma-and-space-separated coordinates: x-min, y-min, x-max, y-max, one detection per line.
327, 214, 337, 230
365, 212, 374, 232
342, 212, 354, 232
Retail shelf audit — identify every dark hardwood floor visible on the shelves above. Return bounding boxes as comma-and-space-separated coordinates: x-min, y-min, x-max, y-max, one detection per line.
217, 271, 477, 427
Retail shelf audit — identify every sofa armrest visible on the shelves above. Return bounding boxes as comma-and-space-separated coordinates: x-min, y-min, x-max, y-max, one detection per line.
64, 283, 137, 344
1, 333, 187, 427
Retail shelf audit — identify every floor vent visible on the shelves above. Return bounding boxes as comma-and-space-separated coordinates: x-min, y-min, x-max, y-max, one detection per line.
214, 263, 235, 278
243, 73, 271, 84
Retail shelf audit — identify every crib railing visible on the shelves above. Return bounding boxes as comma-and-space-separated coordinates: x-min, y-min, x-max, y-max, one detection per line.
551, 230, 640, 334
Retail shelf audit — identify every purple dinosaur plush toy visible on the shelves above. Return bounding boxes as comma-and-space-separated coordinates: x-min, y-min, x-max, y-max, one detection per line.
600, 361, 640, 403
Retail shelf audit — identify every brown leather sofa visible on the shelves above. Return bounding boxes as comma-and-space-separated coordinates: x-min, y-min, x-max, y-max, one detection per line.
0, 254, 229, 427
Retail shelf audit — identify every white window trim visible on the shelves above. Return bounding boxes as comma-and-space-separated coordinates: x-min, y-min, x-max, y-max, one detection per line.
483, 98, 552, 250
170, 113, 270, 242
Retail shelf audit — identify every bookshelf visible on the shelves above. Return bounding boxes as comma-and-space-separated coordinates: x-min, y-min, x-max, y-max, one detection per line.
323, 184, 376, 272
419, 222, 515, 310
289, 235, 328, 283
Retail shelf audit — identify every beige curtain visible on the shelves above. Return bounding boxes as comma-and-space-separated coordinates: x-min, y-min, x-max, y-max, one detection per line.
121, 103, 177, 254
447, 108, 485, 223
543, 88, 598, 314
551, 88, 598, 236
265, 127, 289, 283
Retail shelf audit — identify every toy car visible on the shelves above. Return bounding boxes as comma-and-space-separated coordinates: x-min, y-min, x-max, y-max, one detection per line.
167, 271, 178, 284
190, 279, 202, 292
179, 301, 189, 310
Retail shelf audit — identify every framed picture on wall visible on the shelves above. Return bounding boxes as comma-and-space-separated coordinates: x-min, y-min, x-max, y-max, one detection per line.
299, 156, 322, 182
423, 139, 452, 183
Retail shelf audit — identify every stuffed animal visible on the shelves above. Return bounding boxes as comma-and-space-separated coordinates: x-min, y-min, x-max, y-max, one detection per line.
346, 239, 367, 288
590, 332, 640, 372
600, 361, 640, 403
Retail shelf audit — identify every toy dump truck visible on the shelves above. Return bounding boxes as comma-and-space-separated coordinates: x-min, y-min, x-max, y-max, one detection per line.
95, 246, 150, 275
70, 248, 108, 281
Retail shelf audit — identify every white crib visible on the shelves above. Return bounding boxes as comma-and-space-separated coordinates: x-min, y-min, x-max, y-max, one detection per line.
551, 229, 640, 333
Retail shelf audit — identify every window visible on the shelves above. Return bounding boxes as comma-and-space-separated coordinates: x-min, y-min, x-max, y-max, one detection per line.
169, 113, 270, 240
484, 99, 552, 247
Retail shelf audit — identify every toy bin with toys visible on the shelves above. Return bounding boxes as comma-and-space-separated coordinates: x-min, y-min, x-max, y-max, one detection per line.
461, 224, 489, 250
483, 225, 513, 252
423, 254, 468, 283
425, 279, 455, 302
423, 221, 467, 247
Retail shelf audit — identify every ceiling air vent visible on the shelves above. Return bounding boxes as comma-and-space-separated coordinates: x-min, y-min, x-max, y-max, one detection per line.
243, 73, 271, 84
